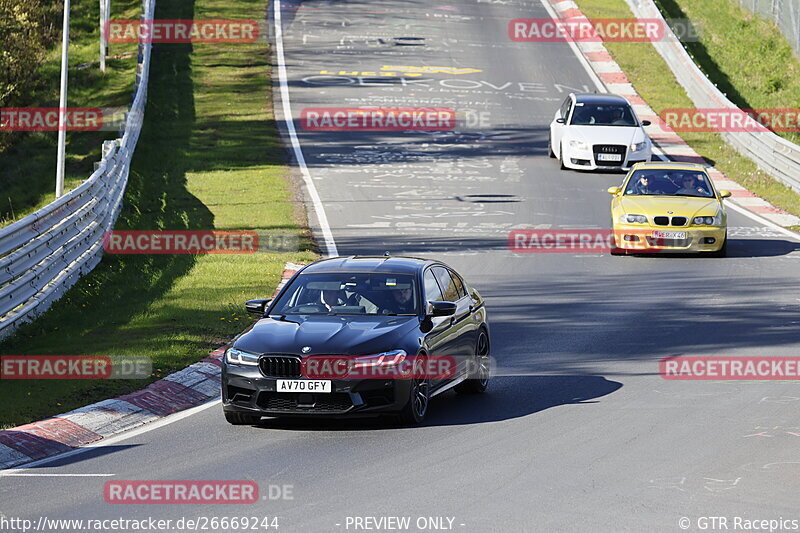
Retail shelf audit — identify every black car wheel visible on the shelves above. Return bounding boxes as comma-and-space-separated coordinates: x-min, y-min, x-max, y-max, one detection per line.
224, 411, 262, 425
456, 330, 490, 394
398, 355, 430, 425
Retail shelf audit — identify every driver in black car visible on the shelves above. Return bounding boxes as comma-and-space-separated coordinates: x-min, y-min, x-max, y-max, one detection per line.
389, 286, 415, 314
321, 289, 347, 311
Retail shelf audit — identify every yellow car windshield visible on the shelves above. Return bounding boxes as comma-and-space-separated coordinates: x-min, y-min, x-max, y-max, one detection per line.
624, 170, 714, 198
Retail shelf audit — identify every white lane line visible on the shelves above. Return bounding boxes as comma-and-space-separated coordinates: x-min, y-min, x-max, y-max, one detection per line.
545, 0, 800, 244
273, 0, 338, 258
650, 146, 800, 242
0, 400, 220, 475
538, 0, 606, 93
2, 6, 339, 475
1, 473, 115, 477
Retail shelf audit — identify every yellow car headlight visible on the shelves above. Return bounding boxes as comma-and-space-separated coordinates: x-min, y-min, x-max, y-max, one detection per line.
619, 214, 648, 224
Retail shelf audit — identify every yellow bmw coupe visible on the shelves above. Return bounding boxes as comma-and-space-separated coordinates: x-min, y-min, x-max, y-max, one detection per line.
608, 162, 731, 256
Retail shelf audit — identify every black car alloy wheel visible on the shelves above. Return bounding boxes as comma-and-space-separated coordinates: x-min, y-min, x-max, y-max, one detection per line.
399, 353, 430, 425
456, 330, 490, 394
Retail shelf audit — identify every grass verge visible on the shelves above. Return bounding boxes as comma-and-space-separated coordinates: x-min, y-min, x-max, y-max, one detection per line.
0, 0, 317, 428
0, 0, 141, 226
576, 0, 800, 221
658, 0, 800, 146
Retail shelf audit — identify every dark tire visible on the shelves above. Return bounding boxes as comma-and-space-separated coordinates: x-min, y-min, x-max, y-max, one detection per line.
224, 411, 262, 425
455, 330, 490, 394
398, 355, 430, 425
610, 248, 627, 256
559, 143, 567, 170
548, 136, 556, 158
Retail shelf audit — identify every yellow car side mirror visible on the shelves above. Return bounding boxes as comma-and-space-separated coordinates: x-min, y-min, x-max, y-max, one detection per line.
607, 186, 621, 195
719, 190, 732, 198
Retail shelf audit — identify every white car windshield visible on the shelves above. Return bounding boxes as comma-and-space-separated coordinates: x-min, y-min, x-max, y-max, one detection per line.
570, 103, 637, 127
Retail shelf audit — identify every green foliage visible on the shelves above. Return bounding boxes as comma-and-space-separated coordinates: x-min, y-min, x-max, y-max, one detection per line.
0, 0, 59, 150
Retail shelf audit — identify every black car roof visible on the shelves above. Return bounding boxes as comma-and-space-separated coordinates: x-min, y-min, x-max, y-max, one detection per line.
301, 256, 434, 275
573, 93, 629, 105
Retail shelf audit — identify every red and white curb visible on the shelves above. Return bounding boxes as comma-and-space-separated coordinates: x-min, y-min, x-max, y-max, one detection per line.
548, 0, 800, 228
0, 263, 302, 470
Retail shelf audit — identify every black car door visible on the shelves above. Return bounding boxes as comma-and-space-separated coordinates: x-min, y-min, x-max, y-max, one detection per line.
431, 266, 477, 379
421, 267, 460, 389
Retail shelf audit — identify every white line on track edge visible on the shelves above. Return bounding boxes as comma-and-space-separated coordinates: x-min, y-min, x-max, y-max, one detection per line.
541, 0, 800, 243
1, 6, 340, 475
0, 400, 220, 475
538, 0, 607, 93
273, 0, 338, 258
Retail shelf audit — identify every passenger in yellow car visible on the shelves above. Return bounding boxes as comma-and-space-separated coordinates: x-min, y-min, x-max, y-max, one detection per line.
675, 175, 710, 197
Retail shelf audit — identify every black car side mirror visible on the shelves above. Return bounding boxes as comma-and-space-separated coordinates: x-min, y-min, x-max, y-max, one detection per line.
245, 299, 271, 316
555, 117, 566, 124
641, 120, 651, 126
428, 301, 457, 317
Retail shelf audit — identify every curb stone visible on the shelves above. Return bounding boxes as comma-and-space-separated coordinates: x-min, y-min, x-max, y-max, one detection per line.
0, 263, 301, 470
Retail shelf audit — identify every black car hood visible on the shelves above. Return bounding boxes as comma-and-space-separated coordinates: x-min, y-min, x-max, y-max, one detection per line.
234, 315, 420, 356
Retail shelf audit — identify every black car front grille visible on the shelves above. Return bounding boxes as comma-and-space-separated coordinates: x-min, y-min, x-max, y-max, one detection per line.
654, 216, 687, 226
593, 144, 627, 166
259, 356, 302, 378
256, 392, 353, 413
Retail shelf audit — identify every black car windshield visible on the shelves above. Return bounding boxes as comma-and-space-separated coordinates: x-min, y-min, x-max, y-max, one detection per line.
570, 103, 637, 126
623, 169, 715, 198
271, 273, 419, 316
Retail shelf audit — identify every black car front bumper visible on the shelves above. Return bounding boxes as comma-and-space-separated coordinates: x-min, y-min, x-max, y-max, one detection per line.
221, 363, 413, 417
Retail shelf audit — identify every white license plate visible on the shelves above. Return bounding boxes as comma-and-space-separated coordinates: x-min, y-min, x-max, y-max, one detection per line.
653, 231, 687, 239
276, 379, 331, 393
597, 153, 622, 162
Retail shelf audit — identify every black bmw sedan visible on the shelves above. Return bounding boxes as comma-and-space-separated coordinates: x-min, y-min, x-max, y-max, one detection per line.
222, 256, 490, 425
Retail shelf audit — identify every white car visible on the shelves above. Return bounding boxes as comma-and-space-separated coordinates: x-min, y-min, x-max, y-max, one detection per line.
549, 93, 653, 171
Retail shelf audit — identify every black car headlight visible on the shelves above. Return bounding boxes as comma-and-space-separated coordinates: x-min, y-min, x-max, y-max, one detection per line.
352, 350, 407, 368
226, 348, 260, 366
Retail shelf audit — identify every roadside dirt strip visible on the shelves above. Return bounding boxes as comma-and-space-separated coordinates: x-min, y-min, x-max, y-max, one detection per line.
549, 0, 800, 227
0, 263, 303, 470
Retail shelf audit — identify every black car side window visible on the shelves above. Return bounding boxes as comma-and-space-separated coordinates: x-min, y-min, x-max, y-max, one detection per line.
424, 269, 443, 302
432, 267, 460, 302
450, 271, 467, 299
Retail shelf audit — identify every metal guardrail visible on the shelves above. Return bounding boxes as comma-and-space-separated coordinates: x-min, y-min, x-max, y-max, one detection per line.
627, 0, 800, 194
0, 0, 155, 340
733, 0, 800, 57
